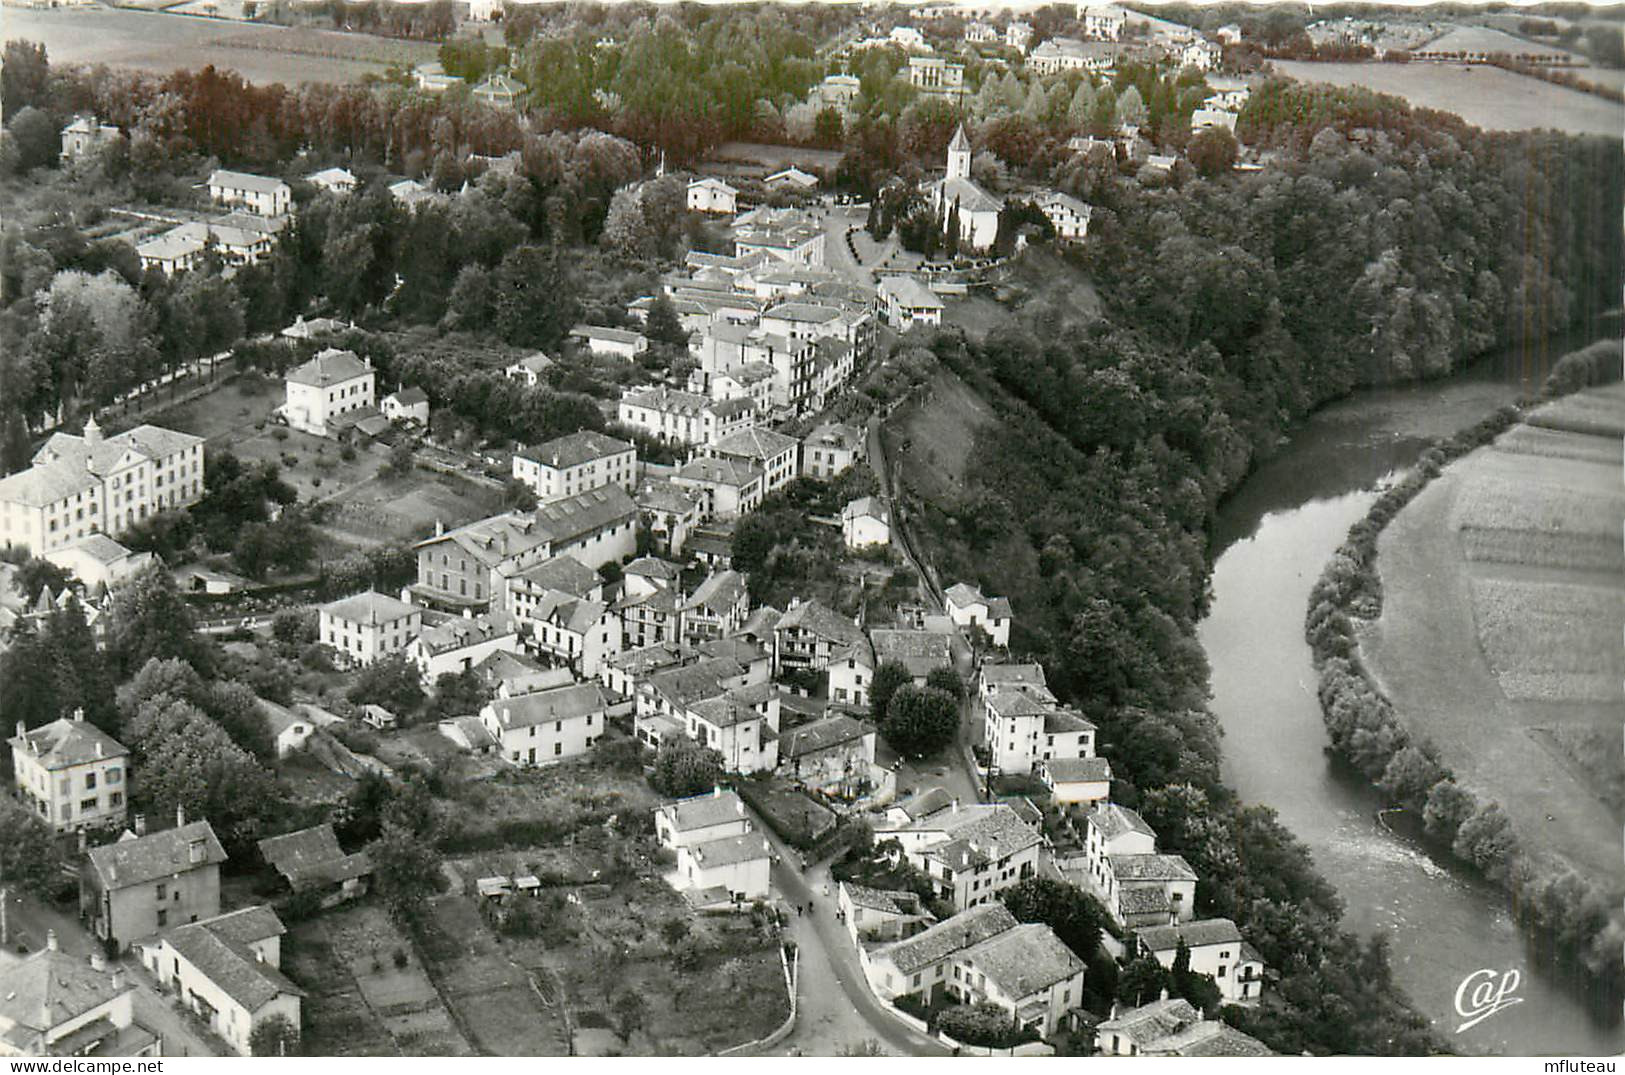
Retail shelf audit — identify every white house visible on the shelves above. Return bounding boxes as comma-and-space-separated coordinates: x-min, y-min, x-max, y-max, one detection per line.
779, 713, 876, 794
207, 169, 291, 217
148, 906, 302, 1056
944, 582, 1011, 646
1098, 996, 1275, 1056
1180, 39, 1222, 70
60, 115, 121, 163
826, 643, 874, 708
907, 56, 968, 99
1100, 854, 1198, 930
877, 801, 1044, 912
965, 20, 997, 43
1028, 36, 1117, 75
480, 682, 609, 767
307, 166, 357, 195
571, 324, 649, 359
1035, 191, 1093, 241
259, 699, 313, 759
675, 833, 773, 901
1, 934, 160, 1056
512, 430, 636, 503
380, 386, 429, 425
279, 348, 375, 438
407, 613, 520, 686
687, 177, 739, 215
866, 902, 1019, 1002
1136, 918, 1266, 1002
1006, 20, 1034, 52
801, 421, 865, 479
701, 427, 799, 497
950, 922, 1087, 1038
1079, 3, 1127, 39
671, 457, 765, 521
765, 167, 819, 191
654, 786, 752, 851
838, 882, 931, 944
505, 352, 554, 387
1038, 756, 1112, 805
841, 496, 890, 549
984, 683, 1096, 776
513, 589, 621, 678
877, 275, 944, 328
1191, 108, 1239, 134
8, 714, 129, 834
43, 534, 157, 593
317, 590, 422, 667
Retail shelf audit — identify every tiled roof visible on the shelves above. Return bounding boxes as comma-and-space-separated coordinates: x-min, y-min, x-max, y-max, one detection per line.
510, 554, 600, 597
877, 903, 1018, 975
87, 822, 227, 890
412, 614, 512, 656
1043, 757, 1111, 784
625, 556, 682, 581
892, 786, 954, 821
572, 324, 646, 346
607, 641, 686, 675
1118, 886, 1171, 915
1144, 1021, 1275, 1057
660, 788, 747, 832
208, 169, 288, 194
782, 714, 873, 760
804, 422, 865, 453
686, 833, 770, 868
681, 570, 747, 616
0, 946, 131, 1038
738, 605, 782, 639
1108, 853, 1198, 883
675, 457, 761, 488
841, 883, 918, 915
912, 803, 1043, 861
937, 175, 1003, 215
981, 663, 1046, 689
519, 429, 633, 470
622, 385, 712, 418
165, 906, 302, 1013
257, 825, 371, 889
687, 695, 758, 729
9, 717, 127, 770
841, 496, 889, 525
710, 426, 798, 462
1085, 802, 1156, 843
1137, 918, 1244, 953
961, 922, 1084, 1000
1097, 996, 1202, 1046
870, 629, 952, 675
776, 600, 865, 649
878, 275, 943, 310
389, 386, 429, 405
646, 656, 744, 709
319, 590, 417, 625
485, 683, 607, 728
695, 636, 768, 667
533, 485, 638, 546
285, 348, 370, 388
635, 479, 697, 515
764, 302, 841, 324
944, 582, 987, 609
420, 512, 551, 567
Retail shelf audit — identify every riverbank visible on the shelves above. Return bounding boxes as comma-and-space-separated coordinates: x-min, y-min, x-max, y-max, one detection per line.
1305, 344, 1625, 995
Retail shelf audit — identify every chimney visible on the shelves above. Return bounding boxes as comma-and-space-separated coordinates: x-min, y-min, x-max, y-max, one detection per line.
435, 518, 445, 537
83, 414, 102, 450
13, 722, 23, 740
1109, 1002, 1118, 1021
72, 708, 86, 723
1159, 987, 1169, 1003
176, 804, 186, 829
712, 786, 722, 798
46, 930, 58, 952
95, 742, 103, 759
110, 968, 125, 991
736, 799, 745, 815
133, 814, 146, 836
89, 951, 106, 971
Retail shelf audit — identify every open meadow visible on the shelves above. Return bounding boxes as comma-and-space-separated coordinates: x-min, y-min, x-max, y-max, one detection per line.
1360, 383, 1625, 884
3, 6, 433, 85
1274, 60, 1625, 137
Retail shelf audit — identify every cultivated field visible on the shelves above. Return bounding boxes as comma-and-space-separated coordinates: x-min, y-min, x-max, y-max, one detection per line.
3, 6, 434, 85
1274, 60, 1625, 137
1360, 383, 1624, 884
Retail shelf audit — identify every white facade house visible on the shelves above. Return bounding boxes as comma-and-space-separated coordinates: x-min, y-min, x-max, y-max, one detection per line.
826, 644, 874, 708
570, 324, 649, 358
983, 680, 1096, 776
841, 497, 890, 549
279, 349, 375, 437
317, 591, 422, 667
1180, 39, 1223, 70
1006, 20, 1034, 51
944, 582, 1011, 646
1, 936, 160, 1057
675, 833, 773, 901
654, 787, 753, 849
1191, 108, 1239, 134
60, 115, 121, 163
307, 167, 357, 195
408, 613, 521, 686
1136, 919, 1266, 1002
701, 427, 800, 497
0, 417, 204, 556
8, 714, 129, 834
505, 352, 555, 387
877, 276, 944, 328
512, 430, 636, 503
1036, 191, 1093, 241
481, 683, 609, 767
950, 923, 1087, 1038
801, 421, 865, 479
765, 167, 819, 190
907, 56, 968, 99
1039, 756, 1113, 805
207, 169, 290, 217
1079, 3, 1127, 39
1027, 36, 1116, 75
147, 906, 301, 1056
43, 534, 157, 593
380, 386, 429, 425
259, 699, 313, 759
687, 177, 739, 214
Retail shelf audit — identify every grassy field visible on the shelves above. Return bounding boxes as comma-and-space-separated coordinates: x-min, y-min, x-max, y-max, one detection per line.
1274, 60, 1624, 137
1361, 384, 1623, 885
3, 6, 434, 85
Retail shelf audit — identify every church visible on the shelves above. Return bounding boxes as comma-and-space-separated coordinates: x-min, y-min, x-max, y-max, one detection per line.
928, 124, 1003, 253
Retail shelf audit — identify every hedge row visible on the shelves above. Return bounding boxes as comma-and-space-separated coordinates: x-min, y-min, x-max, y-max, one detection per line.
1304, 365, 1623, 989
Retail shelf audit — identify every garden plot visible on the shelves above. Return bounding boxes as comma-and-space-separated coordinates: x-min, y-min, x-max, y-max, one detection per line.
1491, 423, 1622, 466
1469, 578, 1625, 704
1449, 453, 1623, 574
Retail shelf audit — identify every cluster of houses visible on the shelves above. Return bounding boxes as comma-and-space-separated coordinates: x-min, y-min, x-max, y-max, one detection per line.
134, 170, 292, 277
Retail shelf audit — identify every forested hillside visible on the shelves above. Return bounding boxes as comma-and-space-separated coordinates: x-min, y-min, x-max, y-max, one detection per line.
895, 82, 1621, 1055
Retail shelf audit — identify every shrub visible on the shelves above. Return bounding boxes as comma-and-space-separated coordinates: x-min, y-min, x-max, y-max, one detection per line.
272, 427, 289, 441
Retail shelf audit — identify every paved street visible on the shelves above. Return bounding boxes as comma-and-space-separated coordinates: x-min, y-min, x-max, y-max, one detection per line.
743, 817, 948, 1058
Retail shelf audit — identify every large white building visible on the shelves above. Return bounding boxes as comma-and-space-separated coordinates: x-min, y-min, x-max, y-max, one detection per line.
1136, 919, 1266, 1003
279, 349, 375, 437
512, 430, 636, 503
318, 591, 423, 667
0, 416, 204, 556
207, 169, 291, 217
930, 126, 1002, 251
686, 177, 739, 214
480, 682, 609, 767
8, 714, 129, 833
700, 427, 800, 497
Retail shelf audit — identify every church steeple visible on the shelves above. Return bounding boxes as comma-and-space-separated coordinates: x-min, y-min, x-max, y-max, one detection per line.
946, 124, 971, 180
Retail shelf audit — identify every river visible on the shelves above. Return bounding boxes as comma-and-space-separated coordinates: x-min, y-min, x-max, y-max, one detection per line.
1198, 332, 1624, 1057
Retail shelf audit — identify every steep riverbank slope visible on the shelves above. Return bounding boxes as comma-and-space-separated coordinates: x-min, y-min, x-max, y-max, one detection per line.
1360, 384, 1625, 885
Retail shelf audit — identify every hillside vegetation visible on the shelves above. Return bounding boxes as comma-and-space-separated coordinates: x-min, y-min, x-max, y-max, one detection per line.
888, 83, 1620, 1055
